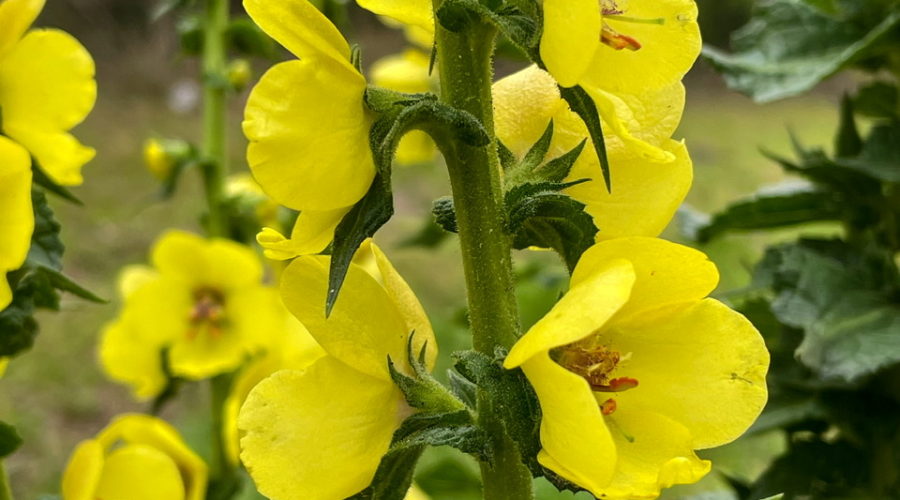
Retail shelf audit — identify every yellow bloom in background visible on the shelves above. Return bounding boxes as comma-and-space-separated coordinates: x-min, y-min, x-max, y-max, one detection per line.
99, 231, 288, 399
356, 0, 433, 34
243, 0, 374, 218
225, 173, 282, 230
493, 66, 692, 240
370, 49, 437, 166
504, 237, 769, 499
0, 0, 96, 186
0, 136, 33, 310
61, 414, 207, 500
239, 241, 437, 499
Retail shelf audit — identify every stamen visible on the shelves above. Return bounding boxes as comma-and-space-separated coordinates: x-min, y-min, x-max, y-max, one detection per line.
608, 15, 666, 25
600, 398, 617, 416
592, 376, 639, 393
601, 25, 642, 51
187, 288, 227, 340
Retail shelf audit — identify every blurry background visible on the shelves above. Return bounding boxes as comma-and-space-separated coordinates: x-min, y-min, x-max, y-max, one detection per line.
0, 0, 850, 497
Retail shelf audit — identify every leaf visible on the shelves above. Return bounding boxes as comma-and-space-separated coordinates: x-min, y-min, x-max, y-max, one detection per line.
327, 175, 394, 316
29, 266, 105, 304
834, 94, 862, 158
391, 411, 491, 463
226, 17, 278, 59
746, 440, 869, 499
28, 189, 64, 271
0, 286, 38, 357
754, 240, 900, 381
703, 1, 900, 102
348, 447, 425, 500
435, 0, 540, 53
31, 163, 82, 205
853, 81, 898, 119
559, 86, 611, 191
696, 185, 844, 242
506, 185, 597, 272
0, 421, 22, 458
836, 122, 900, 182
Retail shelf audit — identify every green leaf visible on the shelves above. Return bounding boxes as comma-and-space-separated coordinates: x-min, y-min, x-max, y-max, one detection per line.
696, 185, 844, 242
29, 266, 105, 304
226, 17, 278, 59
348, 447, 425, 500
506, 185, 597, 272
31, 163, 82, 205
755, 240, 900, 381
0, 421, 22, 458
327, 175, 393, 316
835, 94, 863, 158
0, 287, 38, 357
703, 1, 900, 102
28, 189, 64, 271
435, 0, 540, 53
391, 411, 491, 463
559, 86, 611, 191
746, 440, 869, 499
853, 81, 898, 119
836, 122, 900, 182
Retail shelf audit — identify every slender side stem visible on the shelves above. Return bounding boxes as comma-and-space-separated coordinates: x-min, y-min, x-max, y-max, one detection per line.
207, 373, 239, 500
201, 0, 229, 238
0, 462, 13, 500
432, 4, 532, 499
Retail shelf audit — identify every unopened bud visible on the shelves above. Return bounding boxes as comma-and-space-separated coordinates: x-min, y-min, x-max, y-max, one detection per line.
143, 138, 191, 181
226, 59, 253, 91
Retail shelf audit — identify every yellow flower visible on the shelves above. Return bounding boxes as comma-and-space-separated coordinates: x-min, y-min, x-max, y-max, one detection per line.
239, 240, 437, 499
243, 0, 374, 215
61, 414, 207, 500
503, 237, 769, 499
0, 136, 32, 310
0, 0, 96, 186
99, 231, 289, 398
223, 318, 324, 466
493, 66, 692, 240
370, 49, 437, 166
356, 0, 433, 33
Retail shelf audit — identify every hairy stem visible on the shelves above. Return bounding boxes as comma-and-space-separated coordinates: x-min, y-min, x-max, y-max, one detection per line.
201, 0, 229, 238
432, 3, 533, 499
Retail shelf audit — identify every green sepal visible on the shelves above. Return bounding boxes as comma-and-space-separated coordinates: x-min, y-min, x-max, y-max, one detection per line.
694, 186, 844, 242
347, 446, 425, 500
435, 0, 540, 54
0, 421, 22, 459
503, 120, 587, 187
226, 17, 278, 59
388, 334, 467, 415
31, 162, 82, 205
559, 86, 611, 192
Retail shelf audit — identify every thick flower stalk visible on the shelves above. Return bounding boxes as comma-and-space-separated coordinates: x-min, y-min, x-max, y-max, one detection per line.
238, 241, 437, 499
99, 230, 292, 399
504, 237, 769, 498
61, 414, 208, 500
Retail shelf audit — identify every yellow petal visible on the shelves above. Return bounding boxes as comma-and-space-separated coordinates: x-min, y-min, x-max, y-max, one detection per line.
572, 237, 719, 319
98, 317, 168, 400
395, 131, 436, 165
356, 0, 434, 33
280, 252, 422, 381
0, 29, 96, 185
599, 408, 710, 499
151, 230, 263, 290
257, 206, 350, 260
244, 59, 374, 212
522, 354, 617, 493
243, 0, 354, 72
493, 66, 568, 157
368, 241, 437, 372
61, 439, 104, 500
582, 0, 700, 94
95, 414, 207, 500
0, 136, 33, 309
239, 358, 403, 500
116, 265, 158, 299
370, 49, 432, 94
581, 84, 675, 162
604, 299, 769, 449
565, 139, 692, 240
540, 0, 600, 88
505, 259, 635, 369
0, 0, 43, 56
122, 277, 192, 345
94, 444, 187, 500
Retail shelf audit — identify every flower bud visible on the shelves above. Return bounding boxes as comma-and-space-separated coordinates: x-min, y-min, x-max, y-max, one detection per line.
226, 59, 253, 91
143, 138, 191, 181
62, 414, 207, 500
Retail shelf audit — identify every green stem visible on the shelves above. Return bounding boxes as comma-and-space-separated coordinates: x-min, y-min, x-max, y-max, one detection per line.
432, 4, 532, 500
0, 461, 13, 500
207, 373, 240, 500
201, 0, 229, 238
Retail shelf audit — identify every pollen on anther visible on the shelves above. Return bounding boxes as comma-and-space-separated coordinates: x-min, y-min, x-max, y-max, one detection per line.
600, 398, 617, 415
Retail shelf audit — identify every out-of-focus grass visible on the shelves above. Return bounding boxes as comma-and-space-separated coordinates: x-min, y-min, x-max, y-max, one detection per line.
0, 9, 844, 495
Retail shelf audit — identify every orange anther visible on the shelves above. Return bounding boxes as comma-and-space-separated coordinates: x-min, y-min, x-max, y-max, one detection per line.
600, 398, 617, 415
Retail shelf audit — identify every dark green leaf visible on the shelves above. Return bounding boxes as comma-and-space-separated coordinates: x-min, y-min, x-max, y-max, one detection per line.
497, 140, 517, 171
31, 163, 82, 205
348, 447, 425, 500
853, 81, 898, 119
703, 1, 900, 102
559, 86, 611, 191
520, 120, 553, 173
435, 0, 539, 52
31, 266, 105, 304
0, 287, 38, 357
747, 440, 869, 499
836, 122, 900, 182
697, 185, 844, 242
28, 189, 63, 271
447, 369, 477, 409
835, 94, 863, 157
0, 421, 22, 458
327, 175, 393, 316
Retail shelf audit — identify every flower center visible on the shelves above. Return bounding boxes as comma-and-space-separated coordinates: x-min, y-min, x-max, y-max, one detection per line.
554, 341, 638, 416
188, 288, 226, 339
598, 0, 666, 51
